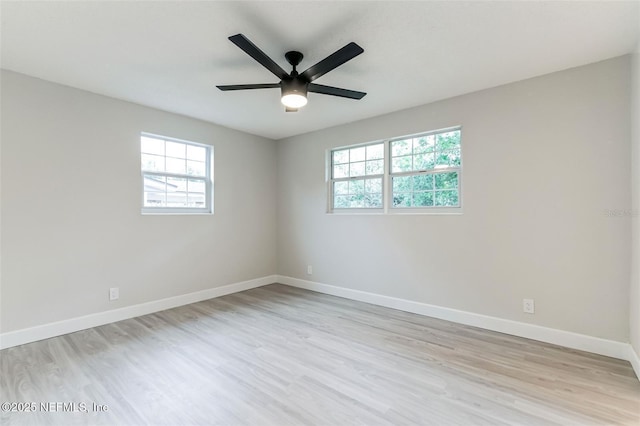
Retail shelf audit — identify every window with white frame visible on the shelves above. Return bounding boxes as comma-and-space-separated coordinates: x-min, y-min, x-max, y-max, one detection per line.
331, 142, 384, 209
140, 133, 213, 214
390, 129, 461, 208
329, 127, 462, 212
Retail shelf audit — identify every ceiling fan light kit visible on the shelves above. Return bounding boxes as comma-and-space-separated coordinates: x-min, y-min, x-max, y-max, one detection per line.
280, 71, 308, 109
217, 34, 366, 112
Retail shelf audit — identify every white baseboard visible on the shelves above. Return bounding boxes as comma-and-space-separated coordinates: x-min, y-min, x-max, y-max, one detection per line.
628, 345, 640, 380
3, 274, 638, 382
0, 275, 277, 350
277, 275, 633, 364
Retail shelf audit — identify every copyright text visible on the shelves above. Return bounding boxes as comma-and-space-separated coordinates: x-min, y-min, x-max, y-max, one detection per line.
1, 402, 109, 413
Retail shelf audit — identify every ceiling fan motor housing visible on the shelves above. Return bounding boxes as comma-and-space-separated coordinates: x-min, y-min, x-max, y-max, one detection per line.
281, 76, 308, 98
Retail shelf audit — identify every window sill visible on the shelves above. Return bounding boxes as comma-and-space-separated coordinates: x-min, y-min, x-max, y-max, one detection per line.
327, 207, 463, 215
141, 210, 213, 215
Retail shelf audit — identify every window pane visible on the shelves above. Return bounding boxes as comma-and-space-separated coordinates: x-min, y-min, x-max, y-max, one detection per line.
413, 135, 435, 153
393, 193, 412, 207
333, 149, 349, 165
414, 153, 435, 171
334, 181, 349, 195
435, 172, 458, 189
350, 146, 366, 162
391, 139, 411, 156
366, 143, 384, 160
187, 145, 206, 161
350, 161, 366, 177
366, 159, 383, 175
436, 151, 455, 168
188, 179, 206, 193
187, 193, 206, 207
436, 131, 461, 151
187, 160, 206, 177
350, 196, 363, 208
334, 195, 350, 209
166, 141, 186, 159
392, 156, 412, 173
141, 136, 164, 155
166, 157, 186, 174
144, 192, 166, 207
365, 178, 382, 194
141, 154, 165, 172
413, 192, 434, 207
349, 195, 364, 208
143, 175, 166, 192
365, 194, 382, 208
393, 176, 412, 193
413, 175, 433, 191
435, 190, 459, 206
333, 164, 349, 178
449, 149, 461, 166
336, 193, 365, 209
349, 179, 364, 194
167, 176, 187, 192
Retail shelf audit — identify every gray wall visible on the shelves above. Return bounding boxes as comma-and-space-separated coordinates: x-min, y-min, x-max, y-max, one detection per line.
1, 55, 635, 347
0, 70, 278, 333
277, 56, 631, 342
631, 42, 640, 357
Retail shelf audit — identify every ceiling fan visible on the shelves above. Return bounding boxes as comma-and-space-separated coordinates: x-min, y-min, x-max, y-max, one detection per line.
216, 34, 366, 112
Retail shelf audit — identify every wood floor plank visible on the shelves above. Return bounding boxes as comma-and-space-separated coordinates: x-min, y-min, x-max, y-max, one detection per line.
1, 283, 638, 425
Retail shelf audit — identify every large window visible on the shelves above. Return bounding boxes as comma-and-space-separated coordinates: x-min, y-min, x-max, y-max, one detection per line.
329, 127, 461, 212
140, 133, 213, 214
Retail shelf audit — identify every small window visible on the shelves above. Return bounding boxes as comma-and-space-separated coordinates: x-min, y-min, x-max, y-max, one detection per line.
141, 133, 213, 214
331, 142, 384, 209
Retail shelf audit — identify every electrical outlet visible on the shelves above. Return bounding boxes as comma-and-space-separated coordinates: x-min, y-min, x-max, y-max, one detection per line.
109, 287, 119, 301
523, 298, 535, 314
307, 265, 313, 275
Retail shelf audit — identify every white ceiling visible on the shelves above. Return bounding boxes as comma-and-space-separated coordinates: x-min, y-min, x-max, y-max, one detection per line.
1, 1, 638, 140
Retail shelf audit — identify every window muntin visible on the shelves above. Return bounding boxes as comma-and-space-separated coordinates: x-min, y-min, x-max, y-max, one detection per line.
141, 134, 212, 214
331, 142, 384, 209
329, 127, 462, 212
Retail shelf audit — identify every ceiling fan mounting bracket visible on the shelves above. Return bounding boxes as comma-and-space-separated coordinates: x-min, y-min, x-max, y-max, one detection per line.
285, 51, 304, 69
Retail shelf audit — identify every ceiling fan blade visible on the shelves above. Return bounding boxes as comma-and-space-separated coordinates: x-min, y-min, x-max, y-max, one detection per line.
228, 34, 288, 80
300, 42, 364, 82
285, 107, 298, 112
308, 83, 366, 100
217, 83, 280, 91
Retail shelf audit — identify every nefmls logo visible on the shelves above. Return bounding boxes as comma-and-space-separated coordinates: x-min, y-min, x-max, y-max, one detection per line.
603, 209, 639, 218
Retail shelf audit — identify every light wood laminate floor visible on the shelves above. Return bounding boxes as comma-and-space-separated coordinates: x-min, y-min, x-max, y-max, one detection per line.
1, 284, 639, 425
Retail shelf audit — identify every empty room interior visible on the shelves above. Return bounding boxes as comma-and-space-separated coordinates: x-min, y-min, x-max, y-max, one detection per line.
1, 1, 640, 425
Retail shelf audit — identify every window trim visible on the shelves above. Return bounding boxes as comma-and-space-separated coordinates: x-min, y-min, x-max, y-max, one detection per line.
327, 126, 463, 215
140, 132, 214, 215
